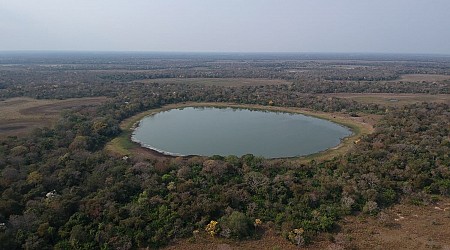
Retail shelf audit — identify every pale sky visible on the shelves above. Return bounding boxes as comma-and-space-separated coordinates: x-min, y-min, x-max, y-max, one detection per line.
1, 0, 449, 54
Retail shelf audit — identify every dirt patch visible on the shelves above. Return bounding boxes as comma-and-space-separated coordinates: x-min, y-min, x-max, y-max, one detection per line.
0, 97, 108, 137
137, 78, 292, 87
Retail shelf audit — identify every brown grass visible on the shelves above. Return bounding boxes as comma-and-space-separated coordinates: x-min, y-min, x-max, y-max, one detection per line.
394, 74, 450, 82
307, 197, 450, 250
327, 93, 450, 107
163, 227, 298, 250
0, 97, 108, 137
136, 78, 292, 87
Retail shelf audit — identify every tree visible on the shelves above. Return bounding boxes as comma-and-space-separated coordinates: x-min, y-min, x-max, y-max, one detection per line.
219, 211, 254, 239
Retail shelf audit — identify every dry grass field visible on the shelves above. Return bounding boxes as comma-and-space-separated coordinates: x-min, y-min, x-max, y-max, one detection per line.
307, 198, 450, 250
0, 97, 108, 137
327, 93, 450, 107
137, 78, 292, 87
393, 74, 450, 82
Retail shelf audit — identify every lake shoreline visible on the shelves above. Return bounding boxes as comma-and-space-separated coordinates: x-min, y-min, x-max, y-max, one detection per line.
131, 106, 352, 158
107, 102, 374, 162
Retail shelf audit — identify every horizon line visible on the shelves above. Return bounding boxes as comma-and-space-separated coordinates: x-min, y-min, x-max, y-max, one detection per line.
0, 50, 449, 57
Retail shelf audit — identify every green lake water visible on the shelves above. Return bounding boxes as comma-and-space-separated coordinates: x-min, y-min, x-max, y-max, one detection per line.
132, 107, 352, 158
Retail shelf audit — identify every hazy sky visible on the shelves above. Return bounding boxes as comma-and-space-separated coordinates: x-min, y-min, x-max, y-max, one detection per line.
1, 0, 449, 54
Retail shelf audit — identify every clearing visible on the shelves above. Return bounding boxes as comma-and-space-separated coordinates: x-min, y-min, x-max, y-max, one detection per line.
392, 74, 450, 82
0, 97, 108, 137
327, 93, 450, 107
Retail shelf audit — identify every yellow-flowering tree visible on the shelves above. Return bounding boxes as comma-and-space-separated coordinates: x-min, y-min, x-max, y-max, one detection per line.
205, 220, 219, 236
288, 228, 305, 247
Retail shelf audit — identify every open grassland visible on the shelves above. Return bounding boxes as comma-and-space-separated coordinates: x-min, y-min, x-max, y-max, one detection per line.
393, 74, 450, 82
327, 93, 450, 107
137, 78, 292, 87
106, 102, 373, 163
0, 97, 108, 137
308, 197, 450, 250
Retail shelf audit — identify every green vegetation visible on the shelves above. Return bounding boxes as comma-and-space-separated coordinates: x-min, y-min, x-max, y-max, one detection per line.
219, 211, 254, 239
1, 98, 447, 249
0, 53, 449, 249
106, 131, 136, 156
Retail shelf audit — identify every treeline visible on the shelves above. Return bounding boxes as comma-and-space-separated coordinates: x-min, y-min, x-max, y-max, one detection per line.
1, 56, 450, 98
291, 79, 449, 94
0, 85, 448, 248
0, 79, 385, 115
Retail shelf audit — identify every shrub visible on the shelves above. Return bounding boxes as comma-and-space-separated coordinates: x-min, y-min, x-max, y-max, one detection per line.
219, 211, 254, 239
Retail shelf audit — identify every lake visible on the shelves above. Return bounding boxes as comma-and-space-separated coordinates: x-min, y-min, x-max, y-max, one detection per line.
132, 107, 352, 158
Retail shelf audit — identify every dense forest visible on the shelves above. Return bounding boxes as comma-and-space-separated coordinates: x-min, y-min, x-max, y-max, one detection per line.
0, 53, 449, 249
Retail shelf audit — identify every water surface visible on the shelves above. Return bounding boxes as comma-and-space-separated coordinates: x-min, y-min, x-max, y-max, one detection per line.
132, 107, 352, 158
